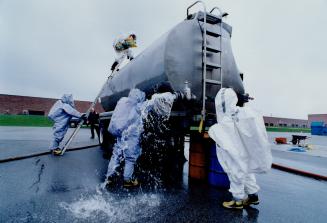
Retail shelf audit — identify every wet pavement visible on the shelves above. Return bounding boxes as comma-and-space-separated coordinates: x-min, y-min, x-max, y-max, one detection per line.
268, 132, 327, 158
0, 126, 99, 160
272, 150, 327, 176
267, 132, 327, 176
1, 127, 327, 222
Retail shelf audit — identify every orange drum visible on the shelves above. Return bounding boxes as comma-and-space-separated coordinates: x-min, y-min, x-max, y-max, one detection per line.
189, 132, 208, 180
275, 137, 287, 144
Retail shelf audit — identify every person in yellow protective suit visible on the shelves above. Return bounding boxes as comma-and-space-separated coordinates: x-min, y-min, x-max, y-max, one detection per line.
111, 33, 137, 72
208, 88, 272, 209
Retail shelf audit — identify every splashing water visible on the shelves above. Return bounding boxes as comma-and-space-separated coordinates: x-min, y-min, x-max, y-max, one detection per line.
59, 93, 177, 221
138, 92, 177, 184
142, 92, 175, 121
105, 91, 176, 184
60, 187, 161, 222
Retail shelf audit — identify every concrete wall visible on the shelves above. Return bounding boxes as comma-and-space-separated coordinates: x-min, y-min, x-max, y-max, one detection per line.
263, 116, 308, 128
0, 94, 104, 115
308, 114, 327, 125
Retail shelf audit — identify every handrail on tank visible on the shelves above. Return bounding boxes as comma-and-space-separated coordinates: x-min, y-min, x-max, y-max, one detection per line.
187, 1, 207, 17
210, 7, 222, 16
210, 7, 229, 18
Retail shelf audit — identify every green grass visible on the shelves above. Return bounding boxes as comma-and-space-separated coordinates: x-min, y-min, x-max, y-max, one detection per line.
0, 115, 312, 133
266, 127, 311, 133
0, 114, 53, 127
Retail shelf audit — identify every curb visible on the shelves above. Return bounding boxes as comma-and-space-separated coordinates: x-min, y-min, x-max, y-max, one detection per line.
272, 163, 327, 181
0, 144, 100, 164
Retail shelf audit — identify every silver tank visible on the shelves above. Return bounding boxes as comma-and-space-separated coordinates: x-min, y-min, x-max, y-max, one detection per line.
100, 12, 244, 112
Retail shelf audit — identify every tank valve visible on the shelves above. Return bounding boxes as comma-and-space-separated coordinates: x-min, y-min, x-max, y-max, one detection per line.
173, 81, 196, 101
184, 81, 192, 100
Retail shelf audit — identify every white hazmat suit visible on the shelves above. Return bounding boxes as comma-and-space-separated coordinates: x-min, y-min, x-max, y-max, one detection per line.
113, 34, 135, 65
106, 88, 176, 182
48, 94, 82, 150
106, 89, 145, 181
208, 88, 272, 200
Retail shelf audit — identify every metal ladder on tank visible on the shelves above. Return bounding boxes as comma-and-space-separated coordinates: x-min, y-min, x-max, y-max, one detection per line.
187, 1, 226, 132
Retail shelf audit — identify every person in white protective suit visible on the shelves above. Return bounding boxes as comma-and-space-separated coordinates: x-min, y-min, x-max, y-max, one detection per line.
208, 88, 272, 209
106, 88, 145, 187
48, 94, 85, 155
110, 33, 137, 72
105, 88, 179, 188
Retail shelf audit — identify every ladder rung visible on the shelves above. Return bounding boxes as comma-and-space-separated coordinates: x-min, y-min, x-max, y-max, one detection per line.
205, 62, 221, 69
205, 45, 221, 53
206, 30, 221, 37
205, 79, 221, 85
198, 13, 221, 24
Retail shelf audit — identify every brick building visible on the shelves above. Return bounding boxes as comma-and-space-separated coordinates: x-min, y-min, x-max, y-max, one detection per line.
263, 116, 308, 128
308, 114, 327, 125
0, 94, 104, 116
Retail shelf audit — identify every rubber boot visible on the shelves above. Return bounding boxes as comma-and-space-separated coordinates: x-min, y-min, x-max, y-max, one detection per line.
243, 194, 260, 206
106, 172, 120, 188
123, 178, 139, 188
222, 199, 244, 209
52, 148, 62, 156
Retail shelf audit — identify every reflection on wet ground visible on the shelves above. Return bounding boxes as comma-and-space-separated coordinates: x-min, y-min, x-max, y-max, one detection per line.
1, 127, 327, 222
1, 145, 327, 223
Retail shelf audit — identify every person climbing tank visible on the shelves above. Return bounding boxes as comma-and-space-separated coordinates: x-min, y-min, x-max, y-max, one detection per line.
111, 33, 137, 72
100, 11, 246, 114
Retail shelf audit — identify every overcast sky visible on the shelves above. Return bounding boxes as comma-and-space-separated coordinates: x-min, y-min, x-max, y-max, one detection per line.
1, 0, 326, 119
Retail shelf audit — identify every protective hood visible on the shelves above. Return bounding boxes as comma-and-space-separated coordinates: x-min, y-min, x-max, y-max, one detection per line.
108, 89, 145, 137
61, 94, 75, 107
48, 93, 81, 127
209, 88, 272, 176
215, 88, 238, 122
128, 88, 145, 103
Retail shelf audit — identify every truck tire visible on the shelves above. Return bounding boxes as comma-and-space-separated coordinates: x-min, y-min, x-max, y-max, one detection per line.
99, 125, 109, 148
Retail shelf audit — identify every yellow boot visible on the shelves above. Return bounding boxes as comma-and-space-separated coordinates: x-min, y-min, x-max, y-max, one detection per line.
52, 148, 62, 156
222, 199, 244, 209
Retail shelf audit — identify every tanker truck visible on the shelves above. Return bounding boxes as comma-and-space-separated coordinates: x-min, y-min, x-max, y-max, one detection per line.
98, 2, 248, 149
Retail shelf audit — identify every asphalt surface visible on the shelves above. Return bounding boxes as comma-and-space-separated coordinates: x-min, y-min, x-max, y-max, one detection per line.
268, 132, 327, 158
272, 150, 327, 176
0, 126, 99, 160
1, 127, 327, 223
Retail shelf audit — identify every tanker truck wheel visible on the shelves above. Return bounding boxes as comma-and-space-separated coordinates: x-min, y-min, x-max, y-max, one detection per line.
99, 129, 104, 145
99, 121, 114, 159
99, 126, 109, 148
